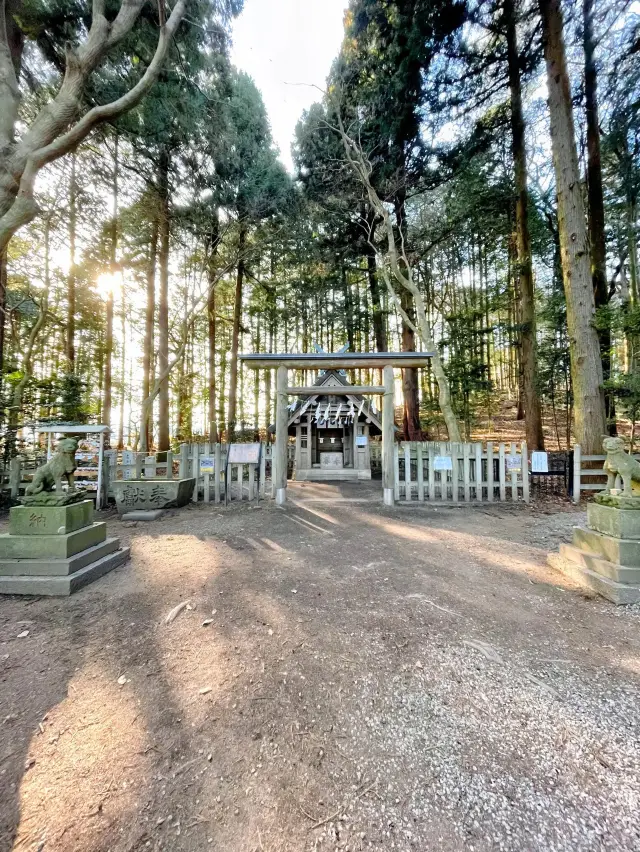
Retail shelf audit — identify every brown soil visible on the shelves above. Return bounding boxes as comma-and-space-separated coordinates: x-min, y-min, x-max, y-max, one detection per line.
1, 484, 639, 852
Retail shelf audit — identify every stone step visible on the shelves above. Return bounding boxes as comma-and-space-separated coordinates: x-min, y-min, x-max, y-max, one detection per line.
559, 543, 640, 584
587, 502, 640, 539
0, 547, 130, 596
573, 527, 640, 567
548, 552, 640, 605
0, 523, 106, 560
0, 538, 120, 577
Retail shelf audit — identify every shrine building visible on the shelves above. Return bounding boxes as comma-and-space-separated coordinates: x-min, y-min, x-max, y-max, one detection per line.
286, 368, 382, 481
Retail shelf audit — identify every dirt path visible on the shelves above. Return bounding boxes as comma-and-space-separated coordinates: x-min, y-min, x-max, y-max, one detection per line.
1, 494, 639, 852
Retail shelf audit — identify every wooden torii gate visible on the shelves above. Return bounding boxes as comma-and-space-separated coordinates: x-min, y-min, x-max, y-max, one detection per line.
240, 352, 433, 506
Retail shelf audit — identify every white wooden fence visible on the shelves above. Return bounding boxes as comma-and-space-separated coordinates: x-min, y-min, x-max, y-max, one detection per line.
395, 441, 530, 504
572, 445, 640, 504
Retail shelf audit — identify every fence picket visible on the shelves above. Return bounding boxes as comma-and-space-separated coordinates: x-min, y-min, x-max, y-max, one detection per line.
521, 442, 529, 503
394, 444, 400, 502
404, 443, 411, 502
416, 443, 424, 502
425, 445, 433, 502
474, 443, 482, 501
510, 441, 518, 502
487, 442, 494, 502
498, 443, 506, 502
463, 444, 471, 502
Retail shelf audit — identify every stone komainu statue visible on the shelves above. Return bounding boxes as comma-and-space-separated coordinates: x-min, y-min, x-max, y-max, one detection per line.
603, 436, 640, 498
25, 438, 79, 495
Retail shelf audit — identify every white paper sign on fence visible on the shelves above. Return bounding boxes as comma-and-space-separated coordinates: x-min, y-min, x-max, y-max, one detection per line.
506, 454, 522, 472
200, 457, 215, 474
531, 451, 549, 473
228, 443, 261, 464
356, 436, 368, 447
434, 455, 453, 471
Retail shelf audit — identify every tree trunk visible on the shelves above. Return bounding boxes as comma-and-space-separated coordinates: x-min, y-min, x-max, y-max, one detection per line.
539, 0, 606, 454
101, 291, 114, 435
157, 147, 171, 452
227, 223, 246, 438
0, 249, 6, 389
584, 0, 615, 432
367, 238, 387, 351
66, 152, 77, 371
505, 0, 545, 449
140, 205, 158, 453
208, 213, 219, 443
395, 195, 421, 440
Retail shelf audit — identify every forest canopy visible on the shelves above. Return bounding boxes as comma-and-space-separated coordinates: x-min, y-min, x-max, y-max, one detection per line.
1, 0, 640, 457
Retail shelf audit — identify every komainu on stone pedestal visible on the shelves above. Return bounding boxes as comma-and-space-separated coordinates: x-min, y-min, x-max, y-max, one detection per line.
22, 437, 86, 506
601, 436, 640, 499
547, 437, 640, 604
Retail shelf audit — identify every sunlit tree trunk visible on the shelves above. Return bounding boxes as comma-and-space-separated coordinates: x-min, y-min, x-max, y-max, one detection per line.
539, 0, 606, 453
66, 152, 77, 371
584, 0, 615, 433
157, 147, 171, 452
227, 223, 246, 438
505, 0, 545, 449
140, 204, 158, 453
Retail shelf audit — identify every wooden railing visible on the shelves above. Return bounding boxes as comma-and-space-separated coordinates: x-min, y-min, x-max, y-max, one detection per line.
395, 441, 530, 504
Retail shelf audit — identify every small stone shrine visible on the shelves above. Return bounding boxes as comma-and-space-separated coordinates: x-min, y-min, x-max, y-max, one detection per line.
548, 437, 640, 604
0, 438, 129, 596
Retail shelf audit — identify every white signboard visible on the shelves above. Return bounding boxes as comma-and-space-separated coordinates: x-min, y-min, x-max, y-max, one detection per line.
228, 443, 261, 465
531, 451, 549, 473
434, 455, 453, 471
200, 456, 215, 474
356, 436, 368, 447
506, 454, 522, 472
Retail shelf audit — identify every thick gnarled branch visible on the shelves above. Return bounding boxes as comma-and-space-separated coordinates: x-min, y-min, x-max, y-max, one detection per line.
0, 0, 187, 254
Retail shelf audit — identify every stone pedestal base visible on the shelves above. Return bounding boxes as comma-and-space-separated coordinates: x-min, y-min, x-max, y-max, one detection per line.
0, 504, 129, 597
548, 501, 640, 604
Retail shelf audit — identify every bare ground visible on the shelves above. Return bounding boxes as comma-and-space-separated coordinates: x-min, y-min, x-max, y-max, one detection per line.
1, 483, 639, 852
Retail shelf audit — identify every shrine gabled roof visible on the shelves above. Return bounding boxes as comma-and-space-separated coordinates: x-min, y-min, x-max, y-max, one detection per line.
286, 370, 383, 432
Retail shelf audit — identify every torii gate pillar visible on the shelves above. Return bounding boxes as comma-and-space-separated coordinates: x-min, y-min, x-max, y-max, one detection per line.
274, 365, 289, 505
382, 365, 395, 506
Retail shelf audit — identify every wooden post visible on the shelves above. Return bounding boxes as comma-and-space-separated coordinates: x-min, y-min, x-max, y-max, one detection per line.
259, 445, 266, 499
274, 365, 288, 505
214, 442, 222, 503
573, 444, 581, 505
428, 443, 435, 501
191, 442, 199, 502
474, 443, 482, 501
487, 441, 494, 502
203, 441, 210, 503
510, 441, 518, 501
96, 431, 105, 510
522, 441, 530, 503
416, 442, 424, 502
404, 442, 411, 502
451, 443, 459, 504
463, 443, 471, 503
498, 442, 506, 502
179, 444, 188, 479
382, 364, 395, 506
